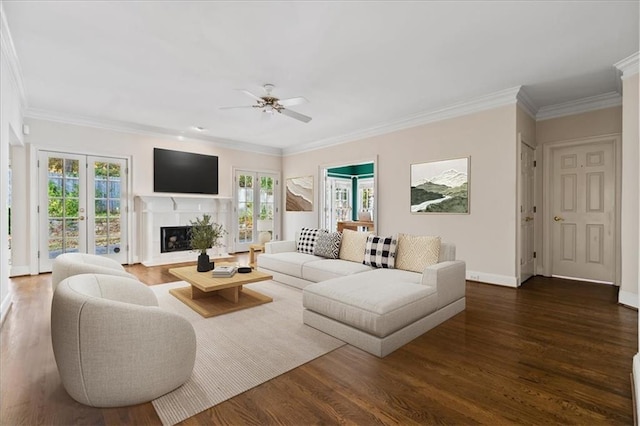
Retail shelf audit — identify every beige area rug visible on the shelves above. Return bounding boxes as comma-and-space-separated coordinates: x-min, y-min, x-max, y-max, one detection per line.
150, 280, 345, 426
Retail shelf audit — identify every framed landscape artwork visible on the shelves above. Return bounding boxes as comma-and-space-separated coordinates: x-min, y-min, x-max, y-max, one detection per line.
286, 175, 313, 211
411, 157, 470, 214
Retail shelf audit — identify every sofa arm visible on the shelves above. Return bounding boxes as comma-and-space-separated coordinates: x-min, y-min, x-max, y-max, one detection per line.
265, 240, 297, 254
421, 260, 466, 309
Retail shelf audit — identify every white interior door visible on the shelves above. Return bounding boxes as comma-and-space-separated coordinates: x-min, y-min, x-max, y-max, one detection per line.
550, 140, 615, 283
233, 170, 279, 252
38, 151, 128, 272
520, 142, 535, 284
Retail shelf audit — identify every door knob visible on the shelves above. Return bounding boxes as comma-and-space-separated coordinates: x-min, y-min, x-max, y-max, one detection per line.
525, 217, 534, 222
553, 216, 564, 222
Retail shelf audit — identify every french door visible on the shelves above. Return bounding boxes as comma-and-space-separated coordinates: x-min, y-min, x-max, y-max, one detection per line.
322, 175, 351, 232
233, 170, 279, 252
38, 151, 128, 272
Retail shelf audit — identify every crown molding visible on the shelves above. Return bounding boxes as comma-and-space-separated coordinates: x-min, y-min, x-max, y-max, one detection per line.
516, 87, 538, 120
284, 86, 523, 156
24, 108, 283, 156
0, 4, 28, 108
614, 52, 639, 79
536, 91, 622, 121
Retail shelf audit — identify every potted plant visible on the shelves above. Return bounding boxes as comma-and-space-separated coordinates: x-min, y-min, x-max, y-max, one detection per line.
188, 214, 227, 272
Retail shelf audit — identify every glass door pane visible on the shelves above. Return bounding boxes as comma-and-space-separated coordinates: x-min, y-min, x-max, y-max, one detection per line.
88, 157, 127, 264
39, 152, 87, 272
236, 173, 254, 251
257, 175, 275, 243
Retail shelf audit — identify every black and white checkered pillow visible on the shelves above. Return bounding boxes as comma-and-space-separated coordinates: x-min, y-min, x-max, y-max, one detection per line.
363, 234, 398, 268
297, 228, 325, 254
314, 232, 342, 259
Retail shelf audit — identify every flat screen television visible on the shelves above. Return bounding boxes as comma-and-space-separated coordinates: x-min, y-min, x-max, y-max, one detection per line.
154, 148, 219, 195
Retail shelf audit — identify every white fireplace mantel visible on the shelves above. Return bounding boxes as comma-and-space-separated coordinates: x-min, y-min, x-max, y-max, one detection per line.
135, 194, 233, 266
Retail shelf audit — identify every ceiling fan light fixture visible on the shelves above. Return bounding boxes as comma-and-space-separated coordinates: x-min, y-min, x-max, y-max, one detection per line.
221, 84, 312, 123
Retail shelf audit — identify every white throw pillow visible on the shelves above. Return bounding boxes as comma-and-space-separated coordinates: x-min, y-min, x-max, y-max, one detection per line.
395, 234, 441, 273
338, 229, 371, 263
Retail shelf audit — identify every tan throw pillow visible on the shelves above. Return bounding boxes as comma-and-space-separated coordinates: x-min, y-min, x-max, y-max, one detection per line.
395, 234, 441, 273
339, 229, 371, 263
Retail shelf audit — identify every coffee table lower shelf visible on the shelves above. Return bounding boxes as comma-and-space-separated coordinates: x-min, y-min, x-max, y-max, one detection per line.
169, 286, 273, 318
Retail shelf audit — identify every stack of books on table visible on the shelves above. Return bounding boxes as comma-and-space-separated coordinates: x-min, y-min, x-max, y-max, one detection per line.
212, 265, 237, 278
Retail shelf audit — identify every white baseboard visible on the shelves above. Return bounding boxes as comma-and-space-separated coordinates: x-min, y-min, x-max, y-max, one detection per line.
466, 270, 518, 287
1, 294, 13, 328
618, 290, 639, 309
9, 265, 30, 277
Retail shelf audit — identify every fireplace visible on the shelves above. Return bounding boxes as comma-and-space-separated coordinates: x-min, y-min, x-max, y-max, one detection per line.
136, 195, 232, 266
160, 226, 192, 253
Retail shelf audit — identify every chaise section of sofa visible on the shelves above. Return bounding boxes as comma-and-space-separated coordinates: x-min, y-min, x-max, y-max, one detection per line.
258, 231, 466, 357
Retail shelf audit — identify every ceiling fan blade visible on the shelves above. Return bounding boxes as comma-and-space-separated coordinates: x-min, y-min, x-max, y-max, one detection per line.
219, 105, 255, 110
279, 108, 312, 123
239, 89, 264, 102
278, 97, 308, 107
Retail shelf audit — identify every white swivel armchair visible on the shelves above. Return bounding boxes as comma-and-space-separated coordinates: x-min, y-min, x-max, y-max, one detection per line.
51, 273, 196, 407
52, 253, 137, 290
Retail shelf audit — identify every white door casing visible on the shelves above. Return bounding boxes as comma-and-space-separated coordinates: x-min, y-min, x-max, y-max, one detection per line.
319, 158, 378, 234
548, 138, 617, 283
519, 140, 535, 284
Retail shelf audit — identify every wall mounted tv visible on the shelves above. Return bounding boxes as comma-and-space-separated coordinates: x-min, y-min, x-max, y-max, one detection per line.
153, 148, 219, 195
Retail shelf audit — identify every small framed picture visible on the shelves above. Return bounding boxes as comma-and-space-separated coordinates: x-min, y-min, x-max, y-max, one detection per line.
286, 176, 313, 211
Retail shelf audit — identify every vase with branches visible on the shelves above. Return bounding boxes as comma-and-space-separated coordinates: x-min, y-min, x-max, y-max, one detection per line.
188, 214, 227, 272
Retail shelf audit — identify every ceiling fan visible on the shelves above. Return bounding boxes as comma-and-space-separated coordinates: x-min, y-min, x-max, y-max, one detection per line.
220, 84, 312, 123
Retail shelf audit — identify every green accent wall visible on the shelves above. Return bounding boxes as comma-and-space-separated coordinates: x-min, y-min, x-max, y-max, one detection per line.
327, 163, 374, 178
327, 163, 374, 220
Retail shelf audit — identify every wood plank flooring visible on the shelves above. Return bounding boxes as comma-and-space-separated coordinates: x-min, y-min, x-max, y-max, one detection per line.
1, 259, 637, 425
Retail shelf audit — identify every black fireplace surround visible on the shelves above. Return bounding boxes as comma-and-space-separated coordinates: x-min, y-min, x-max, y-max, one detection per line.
160, 226, 192, 253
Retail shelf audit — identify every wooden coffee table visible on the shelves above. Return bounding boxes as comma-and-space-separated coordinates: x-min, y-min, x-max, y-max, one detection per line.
168, 264, 273, 318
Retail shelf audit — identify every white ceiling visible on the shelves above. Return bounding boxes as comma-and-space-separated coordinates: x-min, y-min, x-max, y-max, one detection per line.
3, 1, 638, 153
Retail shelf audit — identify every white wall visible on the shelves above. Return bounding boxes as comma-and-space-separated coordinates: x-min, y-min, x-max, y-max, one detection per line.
283, 104, 519, 286
1, 33, 25, 325
619, 72, 639, 307
10, 118, 282, 271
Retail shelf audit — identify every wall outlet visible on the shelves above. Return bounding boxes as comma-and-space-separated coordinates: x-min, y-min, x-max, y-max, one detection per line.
469, 274, 480, 281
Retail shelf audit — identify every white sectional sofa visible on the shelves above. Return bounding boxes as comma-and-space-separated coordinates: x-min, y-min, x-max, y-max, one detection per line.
257, 231, 466, 357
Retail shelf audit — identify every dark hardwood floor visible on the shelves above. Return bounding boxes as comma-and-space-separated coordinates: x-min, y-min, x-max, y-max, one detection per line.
1, 257, 637, 425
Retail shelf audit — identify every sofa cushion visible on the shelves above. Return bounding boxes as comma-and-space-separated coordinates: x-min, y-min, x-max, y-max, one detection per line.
302, 259, 374, 282
339, 229, 370, 263
297, 227, 326, 254
257, 252, 322, 278
314, 232, 342, 259
396, 234, 441, 273
303, 270, 438, 338
363, 234, 398, 269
